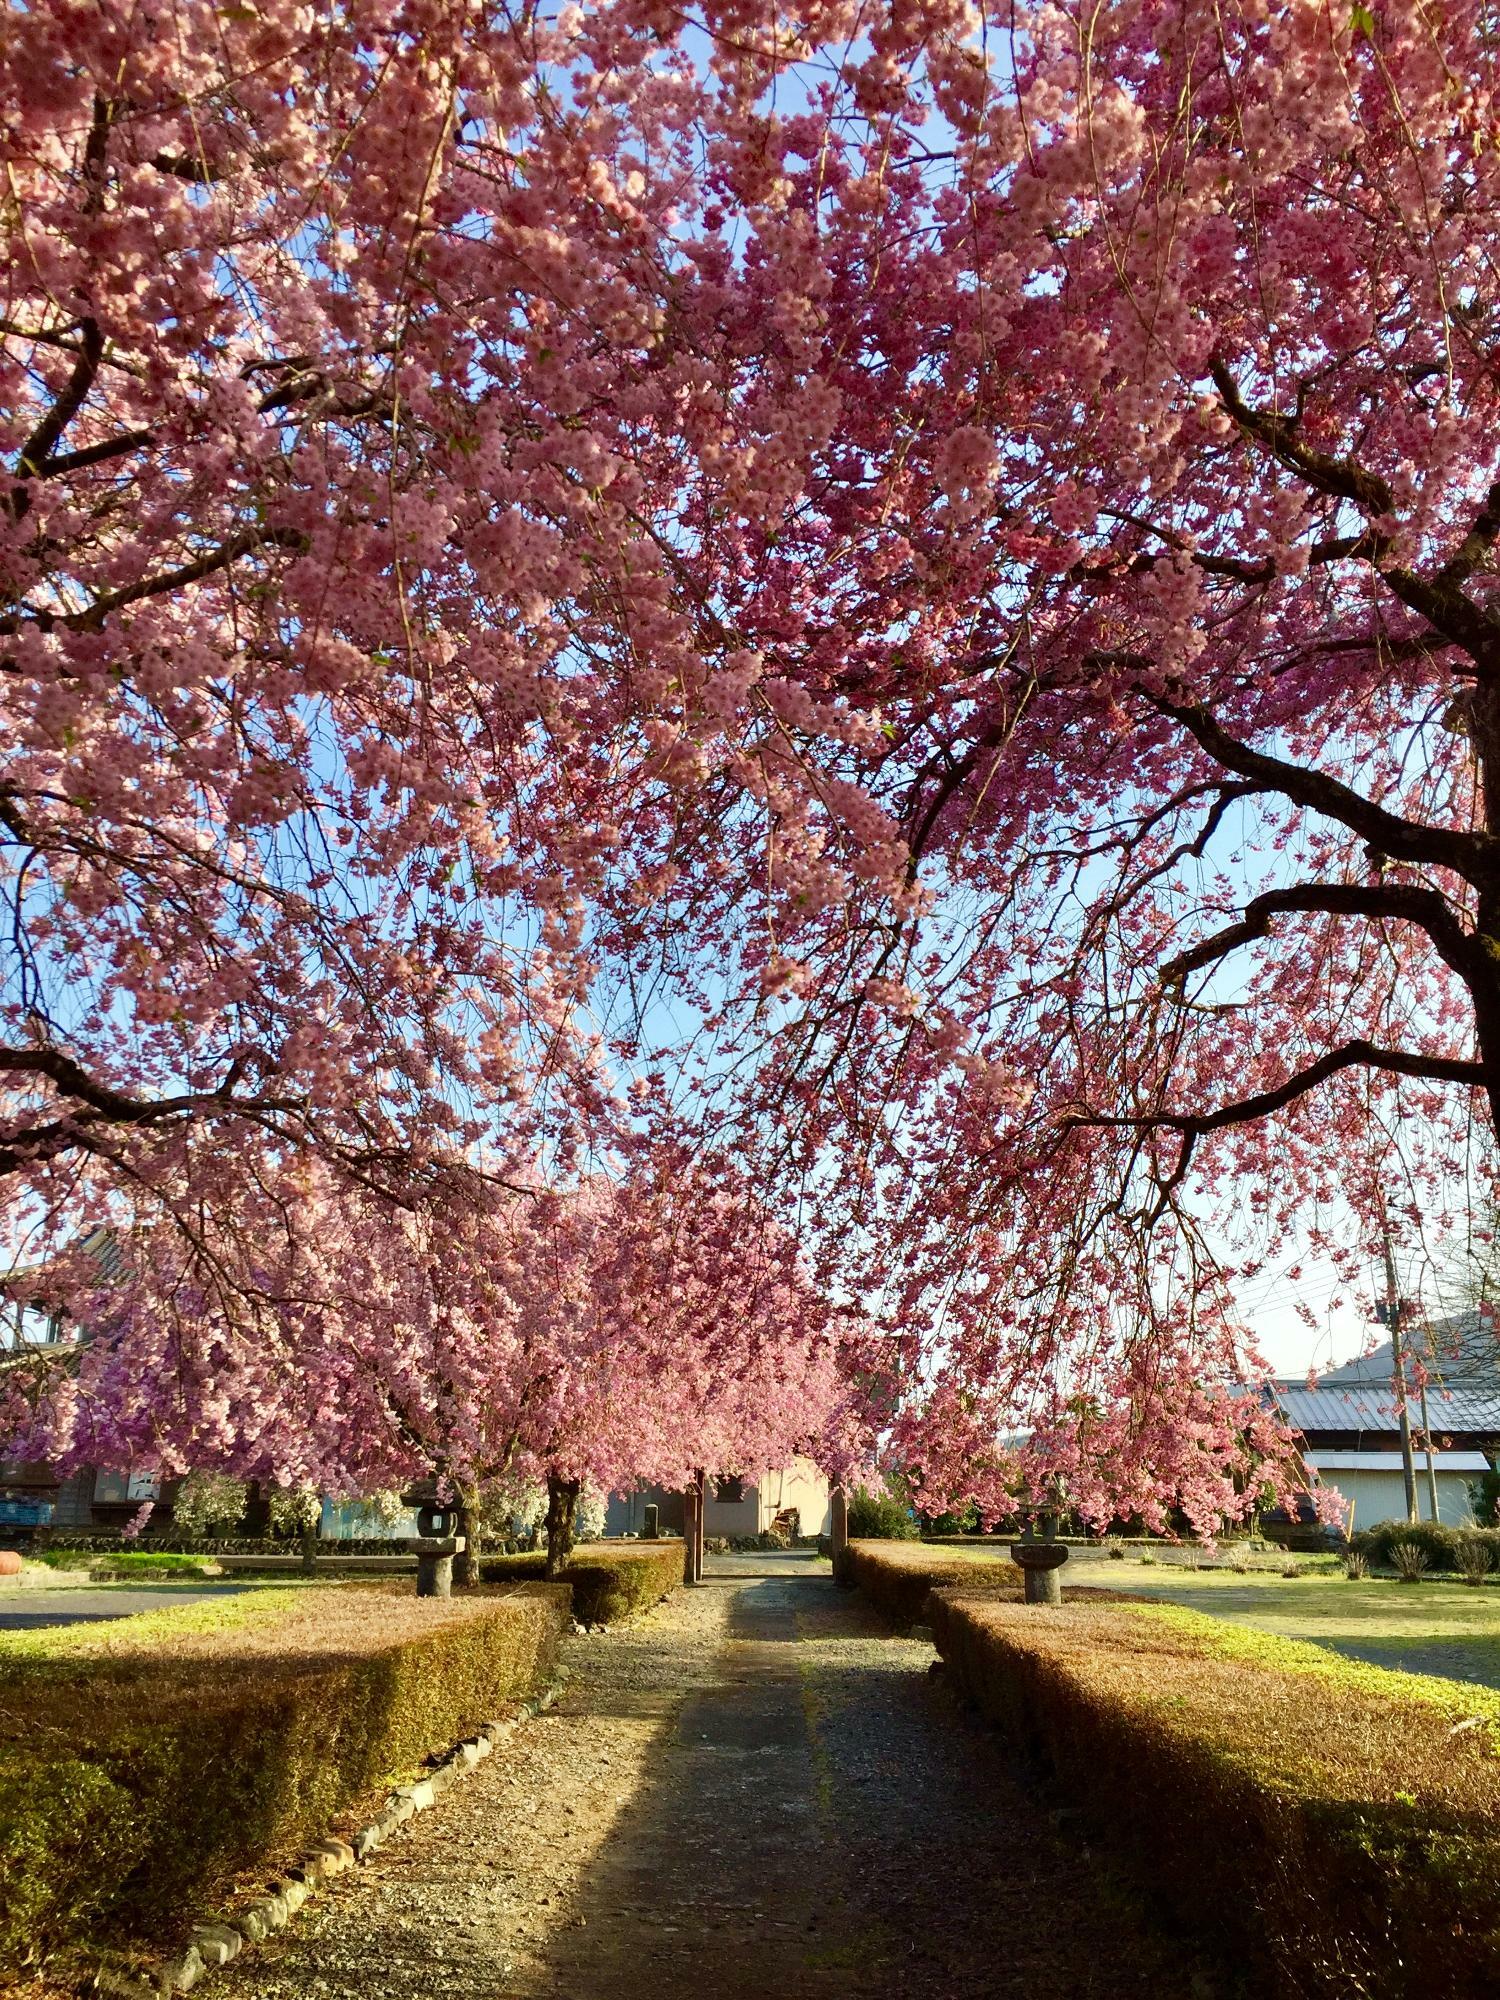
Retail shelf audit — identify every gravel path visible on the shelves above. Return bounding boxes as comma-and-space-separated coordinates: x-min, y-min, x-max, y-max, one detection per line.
220, 1555, 1207, 2000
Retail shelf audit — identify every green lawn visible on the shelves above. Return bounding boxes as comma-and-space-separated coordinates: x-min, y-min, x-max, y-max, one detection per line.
1080, 1560, 1500, 1690
23, 1548, 226, 1579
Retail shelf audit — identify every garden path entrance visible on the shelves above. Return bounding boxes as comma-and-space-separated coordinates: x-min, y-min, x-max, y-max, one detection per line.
221, 1554, 1206, 2000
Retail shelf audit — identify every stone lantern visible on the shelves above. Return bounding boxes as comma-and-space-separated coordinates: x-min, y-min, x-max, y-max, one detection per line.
1010, 1492, 1069, 1604
415, 1502, 465, 1598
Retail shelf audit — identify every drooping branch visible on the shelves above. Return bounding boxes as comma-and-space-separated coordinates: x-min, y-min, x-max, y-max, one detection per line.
3, 524, 310, 637
0, 1043, 303, 1178
1140, 690, 1491, 881
1208, 355, 1394, 513
1208, 359, 1500, 669
1160, 881, 1478, 990
1069, 1038, 1486, 1142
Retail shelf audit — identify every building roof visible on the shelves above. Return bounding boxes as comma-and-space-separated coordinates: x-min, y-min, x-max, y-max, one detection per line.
1320, 1308, 1500, 1391
3, 1226, 125, 1319
1304, 1449, 1492, 1473
1269, 1381, 1500, 1437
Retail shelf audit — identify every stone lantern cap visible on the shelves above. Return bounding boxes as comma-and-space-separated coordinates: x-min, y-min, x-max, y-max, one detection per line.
1009, 1542, 1069, 1571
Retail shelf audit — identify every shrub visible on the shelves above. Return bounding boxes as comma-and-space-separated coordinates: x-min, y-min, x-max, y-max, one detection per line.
169, 1472, 249, 1537
479, 1541, 680, 1623
1457, 1537, 1494, 1586
266, 1488, 322, 1536
846, 1485, 919, 1539
0, 1584, 564, 1980
920, 1501, 981, 1536
1351, 1520, 1500, 1574
1343, 1550, 1370, 1580
1390, 1539, 1430, 1583
1470, 1470, 1500, 1529
28, 1548, 222, 1578
843, 1541, 1021, 1628
928, 1592, 1500, 1998
101, 1552, 223, 1580
34, 1531, 415, 1556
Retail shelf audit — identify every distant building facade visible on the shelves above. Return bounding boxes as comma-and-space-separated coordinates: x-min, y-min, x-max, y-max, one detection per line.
1267, 1310, 1500, 1530
604, 1456, 832, 1541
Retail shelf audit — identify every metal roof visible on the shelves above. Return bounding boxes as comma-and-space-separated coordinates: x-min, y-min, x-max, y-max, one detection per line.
1305, 1449, 1492, 1473
1321, 1309, 1500, 1391
4, 1225, 127, 1297
1270, 1382, 1500, 1436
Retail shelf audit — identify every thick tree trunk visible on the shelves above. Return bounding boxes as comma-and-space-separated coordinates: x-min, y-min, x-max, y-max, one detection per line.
544, 1473, 579, 1581
455, 1481, 481, 1590
1463, 680, 1500, 1135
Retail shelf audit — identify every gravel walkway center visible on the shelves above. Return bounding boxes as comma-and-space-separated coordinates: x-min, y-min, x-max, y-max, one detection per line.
219, 1553, 1209, 2000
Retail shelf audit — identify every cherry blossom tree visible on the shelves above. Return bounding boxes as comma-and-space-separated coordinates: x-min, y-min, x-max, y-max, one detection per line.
0, 1147, 867, 1574
20, 0, 1485, 1531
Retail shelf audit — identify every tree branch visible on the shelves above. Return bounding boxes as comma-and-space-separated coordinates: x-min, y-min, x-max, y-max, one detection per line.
1209, 355, 1394, 513
0, 1043, 305, 1178
1141, 689, 1492, 880
2, 524, 310, 636
1161, 880, 1477, 989
1070, 1039, 1486, 1142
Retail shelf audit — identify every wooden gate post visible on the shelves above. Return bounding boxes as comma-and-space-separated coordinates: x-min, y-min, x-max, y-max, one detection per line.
682, 1480, 698, 1585
694, 1468, 706, 1581
830, 1482, 848, 1555
830, 1482, 850, 1584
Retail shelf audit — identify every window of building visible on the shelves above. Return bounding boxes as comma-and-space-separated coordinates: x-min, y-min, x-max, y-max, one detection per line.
93, 1470, 162, 1504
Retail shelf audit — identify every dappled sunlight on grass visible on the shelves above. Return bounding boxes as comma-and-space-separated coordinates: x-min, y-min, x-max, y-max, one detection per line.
1086, 1562, 1500, 1645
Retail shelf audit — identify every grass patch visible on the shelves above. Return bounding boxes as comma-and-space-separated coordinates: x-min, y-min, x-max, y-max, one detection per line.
479, 1540, 681, 1623
1123, 1599, 1500, 1732
930, 1589, 1500, 1997
0, 1582, 566, 1981
1079, 1562, 1500, 1689
23, 1549, 223, 1580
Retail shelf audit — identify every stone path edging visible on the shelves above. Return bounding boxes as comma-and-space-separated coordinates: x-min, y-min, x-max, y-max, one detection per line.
89, 1669, 569, 1998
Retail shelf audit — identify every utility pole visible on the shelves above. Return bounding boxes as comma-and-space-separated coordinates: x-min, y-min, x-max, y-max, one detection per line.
1416, 1369, 1442, 1524
1381, 1231, 1419, 1525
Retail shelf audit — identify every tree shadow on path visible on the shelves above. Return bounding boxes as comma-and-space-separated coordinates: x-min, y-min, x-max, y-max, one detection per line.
518, 1556, 1219, 2000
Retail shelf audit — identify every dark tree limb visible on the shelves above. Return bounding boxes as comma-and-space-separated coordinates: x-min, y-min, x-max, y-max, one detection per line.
1208, 354, 1394, 513
1161, 880, 1478, 989
1070, 1038, 1486, 1142
1140, 690, 1491, 880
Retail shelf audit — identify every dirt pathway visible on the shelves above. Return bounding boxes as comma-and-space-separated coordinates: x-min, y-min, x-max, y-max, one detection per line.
222, 1554, 1211, 2000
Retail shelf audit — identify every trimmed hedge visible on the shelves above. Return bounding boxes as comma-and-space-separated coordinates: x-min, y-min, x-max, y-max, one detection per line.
1351, 1519, 1500, 1574
930, 1591, 1500, 1998
33, 1531, 420, 1556
842, 1539, 1021, 1627
479, 1540, 682, 1623
0, 1582, 565, 1977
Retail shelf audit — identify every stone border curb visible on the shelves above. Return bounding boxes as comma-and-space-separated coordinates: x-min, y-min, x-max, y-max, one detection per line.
88, 1668, 569, 1998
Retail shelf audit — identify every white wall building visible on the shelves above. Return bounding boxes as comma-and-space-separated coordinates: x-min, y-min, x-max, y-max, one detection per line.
1299, 1447, 1491, 1532
605, 1456, 832, 1541
1268, 1315, 1500, 1532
